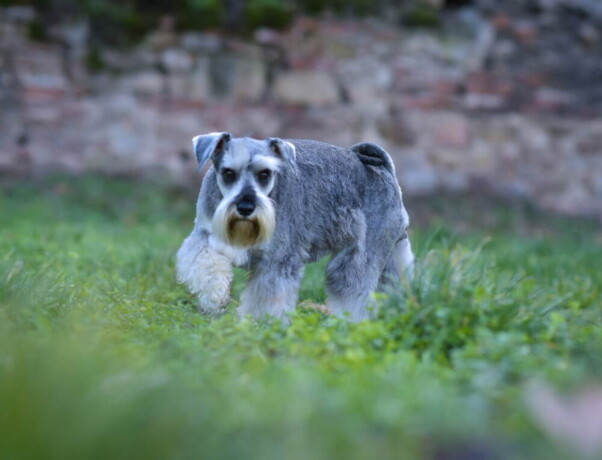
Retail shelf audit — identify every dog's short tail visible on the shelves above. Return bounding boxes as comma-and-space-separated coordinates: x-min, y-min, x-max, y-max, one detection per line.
350, 142, 396, 175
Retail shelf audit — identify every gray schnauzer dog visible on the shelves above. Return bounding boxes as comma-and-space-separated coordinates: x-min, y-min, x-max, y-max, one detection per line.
176, 132, 414, 321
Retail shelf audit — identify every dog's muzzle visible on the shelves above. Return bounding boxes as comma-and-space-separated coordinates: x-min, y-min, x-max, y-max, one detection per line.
212, 186, 276, 248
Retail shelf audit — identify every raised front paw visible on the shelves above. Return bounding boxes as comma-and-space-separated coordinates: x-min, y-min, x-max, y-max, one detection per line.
195, 257, 233, 314
176, 234, 234, 314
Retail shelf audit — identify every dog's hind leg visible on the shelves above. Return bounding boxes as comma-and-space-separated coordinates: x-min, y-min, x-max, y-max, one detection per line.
377, 237, 414, 300
325, 245, 384, 322
377, 257, 398, 292
176, 230, 233, 313
377, 234, 414, 296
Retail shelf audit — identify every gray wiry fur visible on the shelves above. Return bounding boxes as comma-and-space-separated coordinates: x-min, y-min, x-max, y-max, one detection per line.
177, 134, 414, 322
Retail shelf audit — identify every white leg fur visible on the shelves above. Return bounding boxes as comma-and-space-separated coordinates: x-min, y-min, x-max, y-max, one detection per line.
176, 231, 233, 313
393, 237, 415, 281
326, 236, 415, 323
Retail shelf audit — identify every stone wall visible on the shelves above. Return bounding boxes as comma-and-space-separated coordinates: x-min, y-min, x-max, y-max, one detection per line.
1, 4, 602, 218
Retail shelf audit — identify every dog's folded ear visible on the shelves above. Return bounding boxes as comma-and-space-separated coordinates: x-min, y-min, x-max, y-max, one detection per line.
266, 138, 298, 175
192, 132, 232, 171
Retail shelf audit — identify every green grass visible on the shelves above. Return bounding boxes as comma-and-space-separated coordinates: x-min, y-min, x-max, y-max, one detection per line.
1, 176, 601, 459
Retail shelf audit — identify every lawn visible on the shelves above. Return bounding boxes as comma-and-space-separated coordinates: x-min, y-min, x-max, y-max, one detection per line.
1, 175, 601, 459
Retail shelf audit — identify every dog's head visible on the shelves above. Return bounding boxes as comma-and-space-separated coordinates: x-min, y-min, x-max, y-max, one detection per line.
192, 132, 296, 248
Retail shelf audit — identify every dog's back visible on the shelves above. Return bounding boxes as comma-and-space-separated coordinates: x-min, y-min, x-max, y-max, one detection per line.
267, 139, 406, 262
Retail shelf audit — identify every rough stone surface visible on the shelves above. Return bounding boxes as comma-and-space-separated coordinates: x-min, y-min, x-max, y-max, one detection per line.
1, 7, 602, 219
273, 71, 339, 106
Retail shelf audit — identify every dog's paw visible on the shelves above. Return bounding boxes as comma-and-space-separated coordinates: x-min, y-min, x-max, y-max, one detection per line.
192, 249, 233, 313
196, 271, 232, 314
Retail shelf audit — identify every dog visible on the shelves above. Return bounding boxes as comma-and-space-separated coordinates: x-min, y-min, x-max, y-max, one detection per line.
176, 132, 414, 321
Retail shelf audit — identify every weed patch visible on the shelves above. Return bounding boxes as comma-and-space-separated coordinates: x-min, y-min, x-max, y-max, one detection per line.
1, 176, 601, 459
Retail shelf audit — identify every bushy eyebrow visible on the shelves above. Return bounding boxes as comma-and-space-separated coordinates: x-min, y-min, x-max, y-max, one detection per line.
250, 155, 281, 171
220, 144, 251, 171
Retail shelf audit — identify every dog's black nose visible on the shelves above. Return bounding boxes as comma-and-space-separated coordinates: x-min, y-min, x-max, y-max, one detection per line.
236, 200, 255, 217
235, 188, 256, 217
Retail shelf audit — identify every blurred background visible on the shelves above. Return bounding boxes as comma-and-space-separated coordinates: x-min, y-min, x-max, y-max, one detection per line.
2, 3, 602, 458
1, 0, 602, 218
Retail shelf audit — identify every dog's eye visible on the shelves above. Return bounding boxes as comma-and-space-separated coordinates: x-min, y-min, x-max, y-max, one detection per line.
257, 169, 271, 183
221, 168, 236, 183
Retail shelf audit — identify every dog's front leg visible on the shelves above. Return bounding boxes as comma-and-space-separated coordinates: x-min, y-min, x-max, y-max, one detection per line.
176, 230, 233, 313
238, 260, 304, 321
